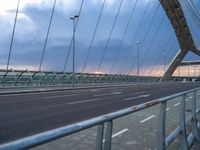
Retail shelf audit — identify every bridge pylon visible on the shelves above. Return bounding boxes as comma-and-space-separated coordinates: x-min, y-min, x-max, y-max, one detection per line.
160, 0, 200, 81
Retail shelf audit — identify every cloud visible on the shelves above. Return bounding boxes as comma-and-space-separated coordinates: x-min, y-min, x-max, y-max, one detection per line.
1, 0, 197, 76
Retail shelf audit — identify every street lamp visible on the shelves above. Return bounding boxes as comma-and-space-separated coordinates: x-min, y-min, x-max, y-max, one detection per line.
135, 41, 142, 78
70, 15, 79, 88
162, 52, 166, 80
178, 59, 180, 77
162, 52, 166, 74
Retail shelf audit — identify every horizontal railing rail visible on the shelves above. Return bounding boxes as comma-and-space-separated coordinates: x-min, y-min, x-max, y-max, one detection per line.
0, 69, 160, 87
0, 87, 200, 150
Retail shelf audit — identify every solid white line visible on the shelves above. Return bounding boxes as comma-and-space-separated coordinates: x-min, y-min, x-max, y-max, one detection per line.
174, 103, 180, 107
140, 115, 155, 123
0, 92, 46, 97
0, 90, 77, 97
124, 95, 150, 101
43, 94, 76, 99
166, 108, 170, 111
68, 98, 101, 105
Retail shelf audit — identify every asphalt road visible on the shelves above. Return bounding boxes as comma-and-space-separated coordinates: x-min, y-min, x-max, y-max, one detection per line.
0, 82, 200, 144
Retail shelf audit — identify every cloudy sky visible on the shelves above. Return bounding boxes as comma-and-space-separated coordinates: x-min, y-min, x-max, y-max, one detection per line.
0, 0, 199, 76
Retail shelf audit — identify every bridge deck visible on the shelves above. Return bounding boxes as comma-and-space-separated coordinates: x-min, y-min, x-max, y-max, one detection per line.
0, 82, 200, 144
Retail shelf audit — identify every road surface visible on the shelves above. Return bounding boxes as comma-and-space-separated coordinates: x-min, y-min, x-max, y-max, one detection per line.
0, 82, 200, 144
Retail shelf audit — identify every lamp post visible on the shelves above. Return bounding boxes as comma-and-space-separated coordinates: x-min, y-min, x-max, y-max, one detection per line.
161, 52, 166, 82
178, 60, 180, 77
135, 41, 142, 78
162, 52, 166, 74
70, 15, 79, 88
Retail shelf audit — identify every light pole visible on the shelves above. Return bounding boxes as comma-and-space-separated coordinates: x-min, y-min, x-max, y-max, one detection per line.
70, 15, 79, 88
161, 52, 166, 82
162, 52, 166, 74
178, 59, 180, 77
135, 41, 142, 78
188, 65, 190, 81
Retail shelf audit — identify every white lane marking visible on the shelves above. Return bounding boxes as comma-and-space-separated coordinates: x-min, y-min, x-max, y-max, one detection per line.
188, 96, 193, 99
94, 92, 122, 97
166, 107, 170, 111
124, 95, 150, 101
140, 115, 155, 123
43, 94, 76, 99
112, 129, 129, 139
71, 90, 91, 93
103, 129, 128, 142
90, 89, 99, 92
174, 103, 180, 107
0, 92, 47, 97
68, 98, 101, 105
0, 89, 79, 97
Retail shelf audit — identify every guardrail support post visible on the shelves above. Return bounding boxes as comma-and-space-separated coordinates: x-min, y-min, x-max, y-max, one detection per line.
157, 102, 167, 150
179, 94, 188, 150
191, 91, 200, 148
103, 120, 113, 150
96, 124, 104, 150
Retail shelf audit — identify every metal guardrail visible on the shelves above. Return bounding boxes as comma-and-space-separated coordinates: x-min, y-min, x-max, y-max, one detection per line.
0, 88, 200, 150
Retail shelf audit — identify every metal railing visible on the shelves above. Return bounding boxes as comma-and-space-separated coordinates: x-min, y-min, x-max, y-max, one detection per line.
0, 69, 160, 87
0, 88, 200, 150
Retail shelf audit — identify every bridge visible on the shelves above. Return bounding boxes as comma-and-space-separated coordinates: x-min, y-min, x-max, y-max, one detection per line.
0, 0, 200, 150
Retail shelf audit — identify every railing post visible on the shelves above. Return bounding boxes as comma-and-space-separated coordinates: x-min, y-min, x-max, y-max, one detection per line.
96, 124, 104, 150
191, 91, 200, 148
157, 102, 167, 150
103, 120, 113, 150
179, 94, 188, 150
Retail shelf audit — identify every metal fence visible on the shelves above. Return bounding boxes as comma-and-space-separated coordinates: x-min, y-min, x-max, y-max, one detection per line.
0, 69, 159, 87
0, 88, 200, 150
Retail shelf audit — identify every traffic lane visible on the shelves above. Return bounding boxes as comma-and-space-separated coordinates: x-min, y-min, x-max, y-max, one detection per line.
0, 82, 197, 114
0, 82, 192, 101
0, 82, 197, 104
1, 83, 200, 143
0, 90, 149, 121
0, 82, 199, 118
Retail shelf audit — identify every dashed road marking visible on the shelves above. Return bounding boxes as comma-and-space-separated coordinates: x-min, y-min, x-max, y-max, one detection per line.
166, 107, 170, 111
90, 89, 100, 92
140, 115, 155, 123
124, 95, 150, 101
103, 128, 129, 142
43, 94, 76, 99
94, 92, 122, 97
174, 103, 180, 107
112, 128, 129, 138
68, 98, 101, 105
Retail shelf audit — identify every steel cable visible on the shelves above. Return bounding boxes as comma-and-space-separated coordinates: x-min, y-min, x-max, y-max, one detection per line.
120, 1, 161, 75
146, 31, 174, 76
125, 2, 161, 74
63, 0, 85, 72
81, 0, 106, 74
6, 0, 20, 70
97, 0, 124, 73
39, 0, 57, 71
120, 0, 151, 75
154, 39, 178, 77
128, 14, 166, 75
109, 0, 138, 74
